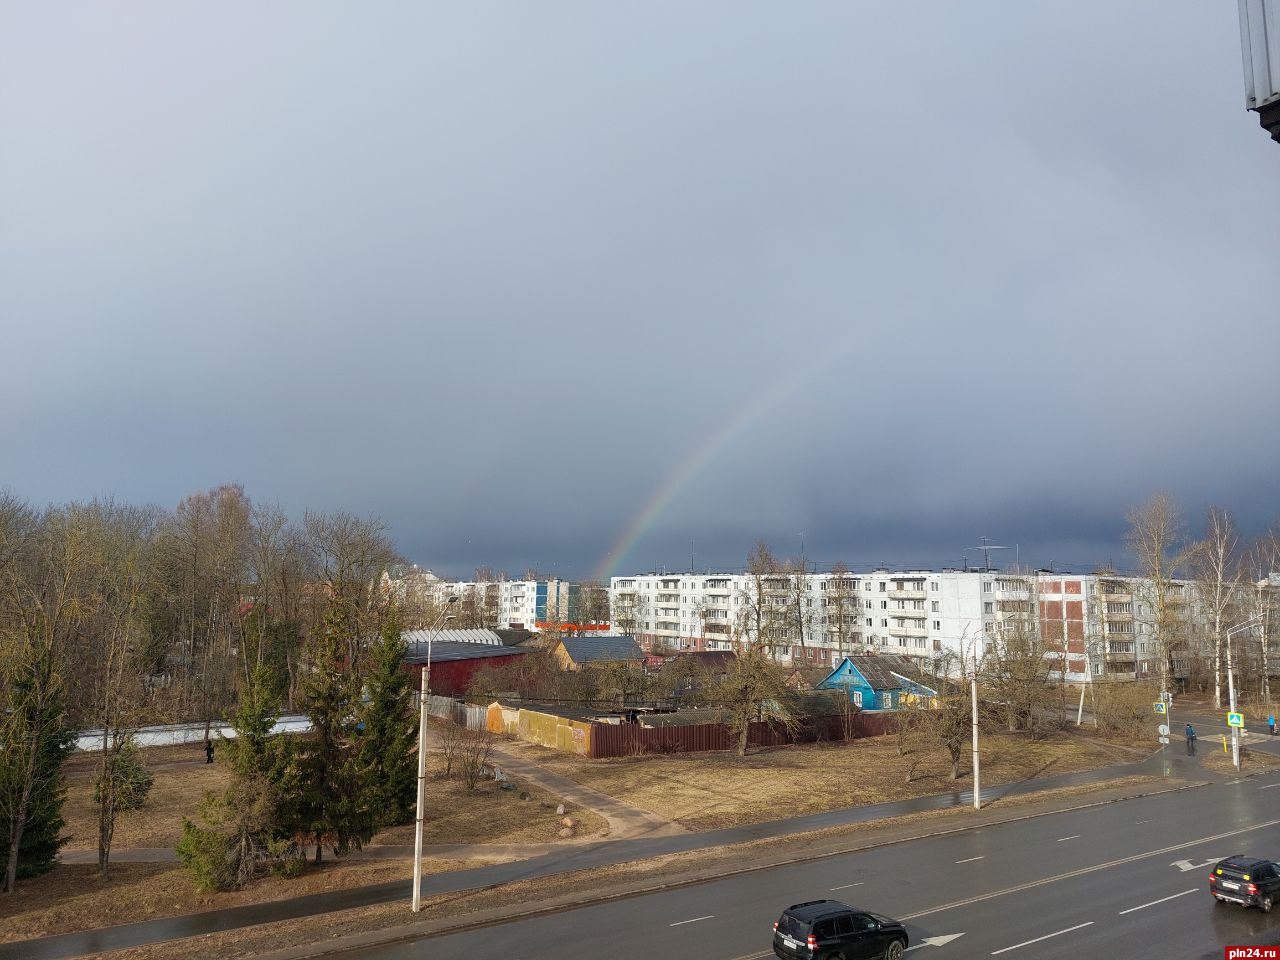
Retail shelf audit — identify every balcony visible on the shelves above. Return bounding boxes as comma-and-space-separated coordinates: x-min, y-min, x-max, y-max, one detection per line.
892, 608, 927, 620
888, 624, 928, 638
1105, 649, 1137, 662
888, 589, 926, 601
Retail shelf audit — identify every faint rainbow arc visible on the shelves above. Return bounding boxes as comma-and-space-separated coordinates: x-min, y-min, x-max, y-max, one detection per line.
593, 338, 857, 582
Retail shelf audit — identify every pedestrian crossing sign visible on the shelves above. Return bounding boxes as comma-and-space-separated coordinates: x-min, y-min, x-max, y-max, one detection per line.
1228, 712, 1245, 728
1153, 702, 1167, 714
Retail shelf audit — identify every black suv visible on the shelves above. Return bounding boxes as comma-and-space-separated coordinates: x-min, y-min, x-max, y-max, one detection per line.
1210, 855, 1280, 912
773, 899, 909, 960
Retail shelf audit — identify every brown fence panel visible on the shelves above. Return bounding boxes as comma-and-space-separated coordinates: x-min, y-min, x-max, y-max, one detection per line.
586, 711, 897, 759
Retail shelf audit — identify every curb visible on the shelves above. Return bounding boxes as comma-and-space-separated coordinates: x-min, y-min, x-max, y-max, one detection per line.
257, 778, 1209, 960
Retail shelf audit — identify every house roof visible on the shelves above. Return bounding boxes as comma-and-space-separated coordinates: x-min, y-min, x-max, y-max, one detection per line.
402, 628, 504, 646
671, 650, 737, 671
558, 635, 644, 664
405, 642, 530, 665
495, 628, 538, 647
840, 654, 923, 690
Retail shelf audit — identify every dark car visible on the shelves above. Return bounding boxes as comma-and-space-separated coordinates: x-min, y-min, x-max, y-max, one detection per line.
1210, 855, 1280, 912
773, 899, 909, 960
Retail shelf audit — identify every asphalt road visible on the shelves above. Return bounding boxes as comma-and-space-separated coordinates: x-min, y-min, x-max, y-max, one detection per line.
343, 774, 1280, 960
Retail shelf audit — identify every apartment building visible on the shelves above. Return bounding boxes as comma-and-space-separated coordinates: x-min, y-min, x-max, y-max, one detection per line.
609, 568, 1209, 684
433, 578, 579, 631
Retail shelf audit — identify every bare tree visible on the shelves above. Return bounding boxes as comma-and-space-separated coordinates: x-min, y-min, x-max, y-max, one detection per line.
1125, 494, 1193, 693
713, 647, 799, 757
825, 562, 858, 662
1190, 508, 1244, 710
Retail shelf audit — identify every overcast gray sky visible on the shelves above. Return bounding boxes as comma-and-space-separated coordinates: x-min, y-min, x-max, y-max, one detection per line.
2, 2, 1277, 579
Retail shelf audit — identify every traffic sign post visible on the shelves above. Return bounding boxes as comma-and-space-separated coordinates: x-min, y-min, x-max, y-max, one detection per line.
1228, 712, 1245, 728
1153, 702, 1167, 715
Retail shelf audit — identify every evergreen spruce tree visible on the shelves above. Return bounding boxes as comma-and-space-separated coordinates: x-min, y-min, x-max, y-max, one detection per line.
1, 643, 73, 890
176, 665, 299, 891
296, 602, 371, 863
356, 606, 417, 827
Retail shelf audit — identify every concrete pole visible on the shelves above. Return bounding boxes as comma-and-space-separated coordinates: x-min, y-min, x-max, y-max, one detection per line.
1227, 631, 1239, 770
411, 669, 429, 912
1076, 683, 1086, 726
412, 598, 457, 912
971, 675, 981, 810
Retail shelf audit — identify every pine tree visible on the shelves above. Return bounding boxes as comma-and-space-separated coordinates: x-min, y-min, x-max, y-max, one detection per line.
296, 603, 371, 863
356, 606, 417, 827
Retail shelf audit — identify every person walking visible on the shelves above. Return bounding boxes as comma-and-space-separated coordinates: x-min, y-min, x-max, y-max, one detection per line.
204, 740, 215, 764
1269, 714, 1276, 737
1185, 723, 1197, 756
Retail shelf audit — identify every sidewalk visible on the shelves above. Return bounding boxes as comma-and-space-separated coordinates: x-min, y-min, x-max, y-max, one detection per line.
2, 753, 1188, 960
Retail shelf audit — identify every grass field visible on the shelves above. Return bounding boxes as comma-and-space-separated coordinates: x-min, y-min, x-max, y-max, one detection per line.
1, 744, 606, 944
500, 729, 1129, 830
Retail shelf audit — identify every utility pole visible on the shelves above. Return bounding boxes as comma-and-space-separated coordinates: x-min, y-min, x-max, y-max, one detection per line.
971, 636, 982, 810
1224, 615, 1265, 772
412, 596, 458, 913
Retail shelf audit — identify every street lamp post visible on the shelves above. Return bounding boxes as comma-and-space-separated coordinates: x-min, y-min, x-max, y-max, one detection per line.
412, 596, 458, 913
970, 635, 983, 811
1224, 614, 1265, 772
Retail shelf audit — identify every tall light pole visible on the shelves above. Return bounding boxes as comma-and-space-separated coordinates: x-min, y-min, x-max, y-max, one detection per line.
412, 596, 458, 913
971, 633, 983, 810
1225, 614, 1264, 771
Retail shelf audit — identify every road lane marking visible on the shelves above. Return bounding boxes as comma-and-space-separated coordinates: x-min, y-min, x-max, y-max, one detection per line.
901, 817, 1280, 922
990, 921, 1093, 955
1134, 819, 1151, 824
955, 856, 985, 864
830, 882, 864, 890
670, 915, 714, 926
905, 933, 966, 951
1118, 888, 1197, 914
1259, 782, 1280, 790
1056, 835, 1081, 842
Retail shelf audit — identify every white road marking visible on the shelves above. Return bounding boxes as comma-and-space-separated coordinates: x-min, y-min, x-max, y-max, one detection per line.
990, 921, 1094, 955
830, 881, 864, 890
902, 817, 1280, 922
1056, 835, 1081, 842
1118, 888, 1198, 915
1170, 857, 1221, 872
955, 856, 985, 864
1259, 782, 1280, 790
905, 933, 966, 951
1134, 819, 1151, 824
670, 915, 714, 926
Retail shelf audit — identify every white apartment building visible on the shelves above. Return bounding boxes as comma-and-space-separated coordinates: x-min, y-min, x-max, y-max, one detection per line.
418, 577, 578, 631
609, 568, 1210, 684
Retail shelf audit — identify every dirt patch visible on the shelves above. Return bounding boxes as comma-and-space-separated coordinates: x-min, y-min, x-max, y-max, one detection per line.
1201, 747, 1280, 776
498, 731, 1126, 830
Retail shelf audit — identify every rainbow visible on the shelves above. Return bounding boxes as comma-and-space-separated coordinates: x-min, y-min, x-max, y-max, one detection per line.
593, 337, 860, 582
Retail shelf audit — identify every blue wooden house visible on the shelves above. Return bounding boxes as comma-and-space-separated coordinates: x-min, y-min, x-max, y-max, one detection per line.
818, 655, 938, 711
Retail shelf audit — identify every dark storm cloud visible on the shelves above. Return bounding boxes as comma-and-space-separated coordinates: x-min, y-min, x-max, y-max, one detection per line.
2, 2, 1277, 578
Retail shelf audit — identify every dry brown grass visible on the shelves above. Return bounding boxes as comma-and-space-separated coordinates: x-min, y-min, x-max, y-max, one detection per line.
2, 744, 608, 944
60, 745, 606, 856
499, 731, 1123, 830
1200, 745, 1280, 775
77, 775, 1174, 960
0, 856, 485, 945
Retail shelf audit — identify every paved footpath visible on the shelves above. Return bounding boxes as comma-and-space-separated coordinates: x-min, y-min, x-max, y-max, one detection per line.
0, 750, 1202, 960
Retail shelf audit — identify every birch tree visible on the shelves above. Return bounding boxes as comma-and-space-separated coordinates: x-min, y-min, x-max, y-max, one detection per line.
1191, 508, 1243, 710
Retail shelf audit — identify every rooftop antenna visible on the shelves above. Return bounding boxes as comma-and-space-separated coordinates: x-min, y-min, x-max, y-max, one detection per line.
967, 537, 1012, 572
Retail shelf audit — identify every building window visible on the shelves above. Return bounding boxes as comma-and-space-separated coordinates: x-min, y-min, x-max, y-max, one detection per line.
881, 618, 888, 628
983, 602, 993, 614
931, 601, 940, 612
866, 617, 873, 627
933, 620, 941, 630
930, 581, 939, 591
983, 581, 992, 593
